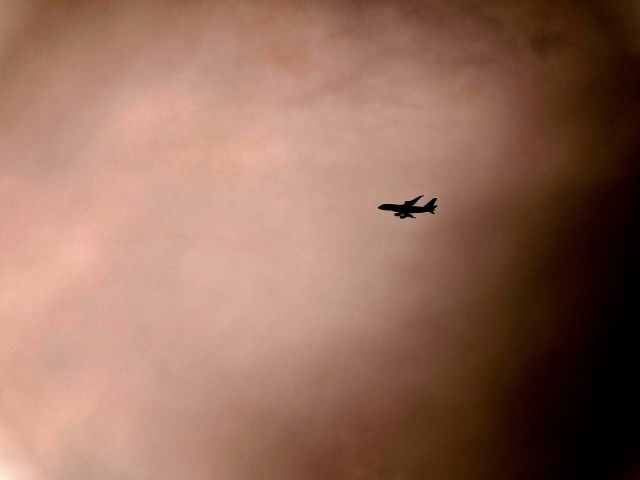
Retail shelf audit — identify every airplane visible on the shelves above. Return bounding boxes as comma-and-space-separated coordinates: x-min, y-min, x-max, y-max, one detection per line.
378, 195, 438, 219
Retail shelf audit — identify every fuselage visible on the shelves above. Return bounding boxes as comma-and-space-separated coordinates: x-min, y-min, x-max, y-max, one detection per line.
378, 204, 429, 213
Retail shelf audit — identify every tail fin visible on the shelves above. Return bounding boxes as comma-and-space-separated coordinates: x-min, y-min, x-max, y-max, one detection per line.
424, 197, 437, 212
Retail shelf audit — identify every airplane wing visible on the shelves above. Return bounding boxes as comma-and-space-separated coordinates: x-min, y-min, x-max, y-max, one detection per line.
404, 195, 423, 205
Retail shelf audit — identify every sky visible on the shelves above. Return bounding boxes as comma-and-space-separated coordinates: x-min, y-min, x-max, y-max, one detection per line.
1, 1, 639, 479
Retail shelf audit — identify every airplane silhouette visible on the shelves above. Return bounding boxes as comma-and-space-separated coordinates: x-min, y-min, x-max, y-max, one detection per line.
378, 195, 437, 219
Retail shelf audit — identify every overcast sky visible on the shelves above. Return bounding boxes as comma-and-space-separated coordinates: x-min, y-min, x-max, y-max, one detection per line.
1, 1, 639, 479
